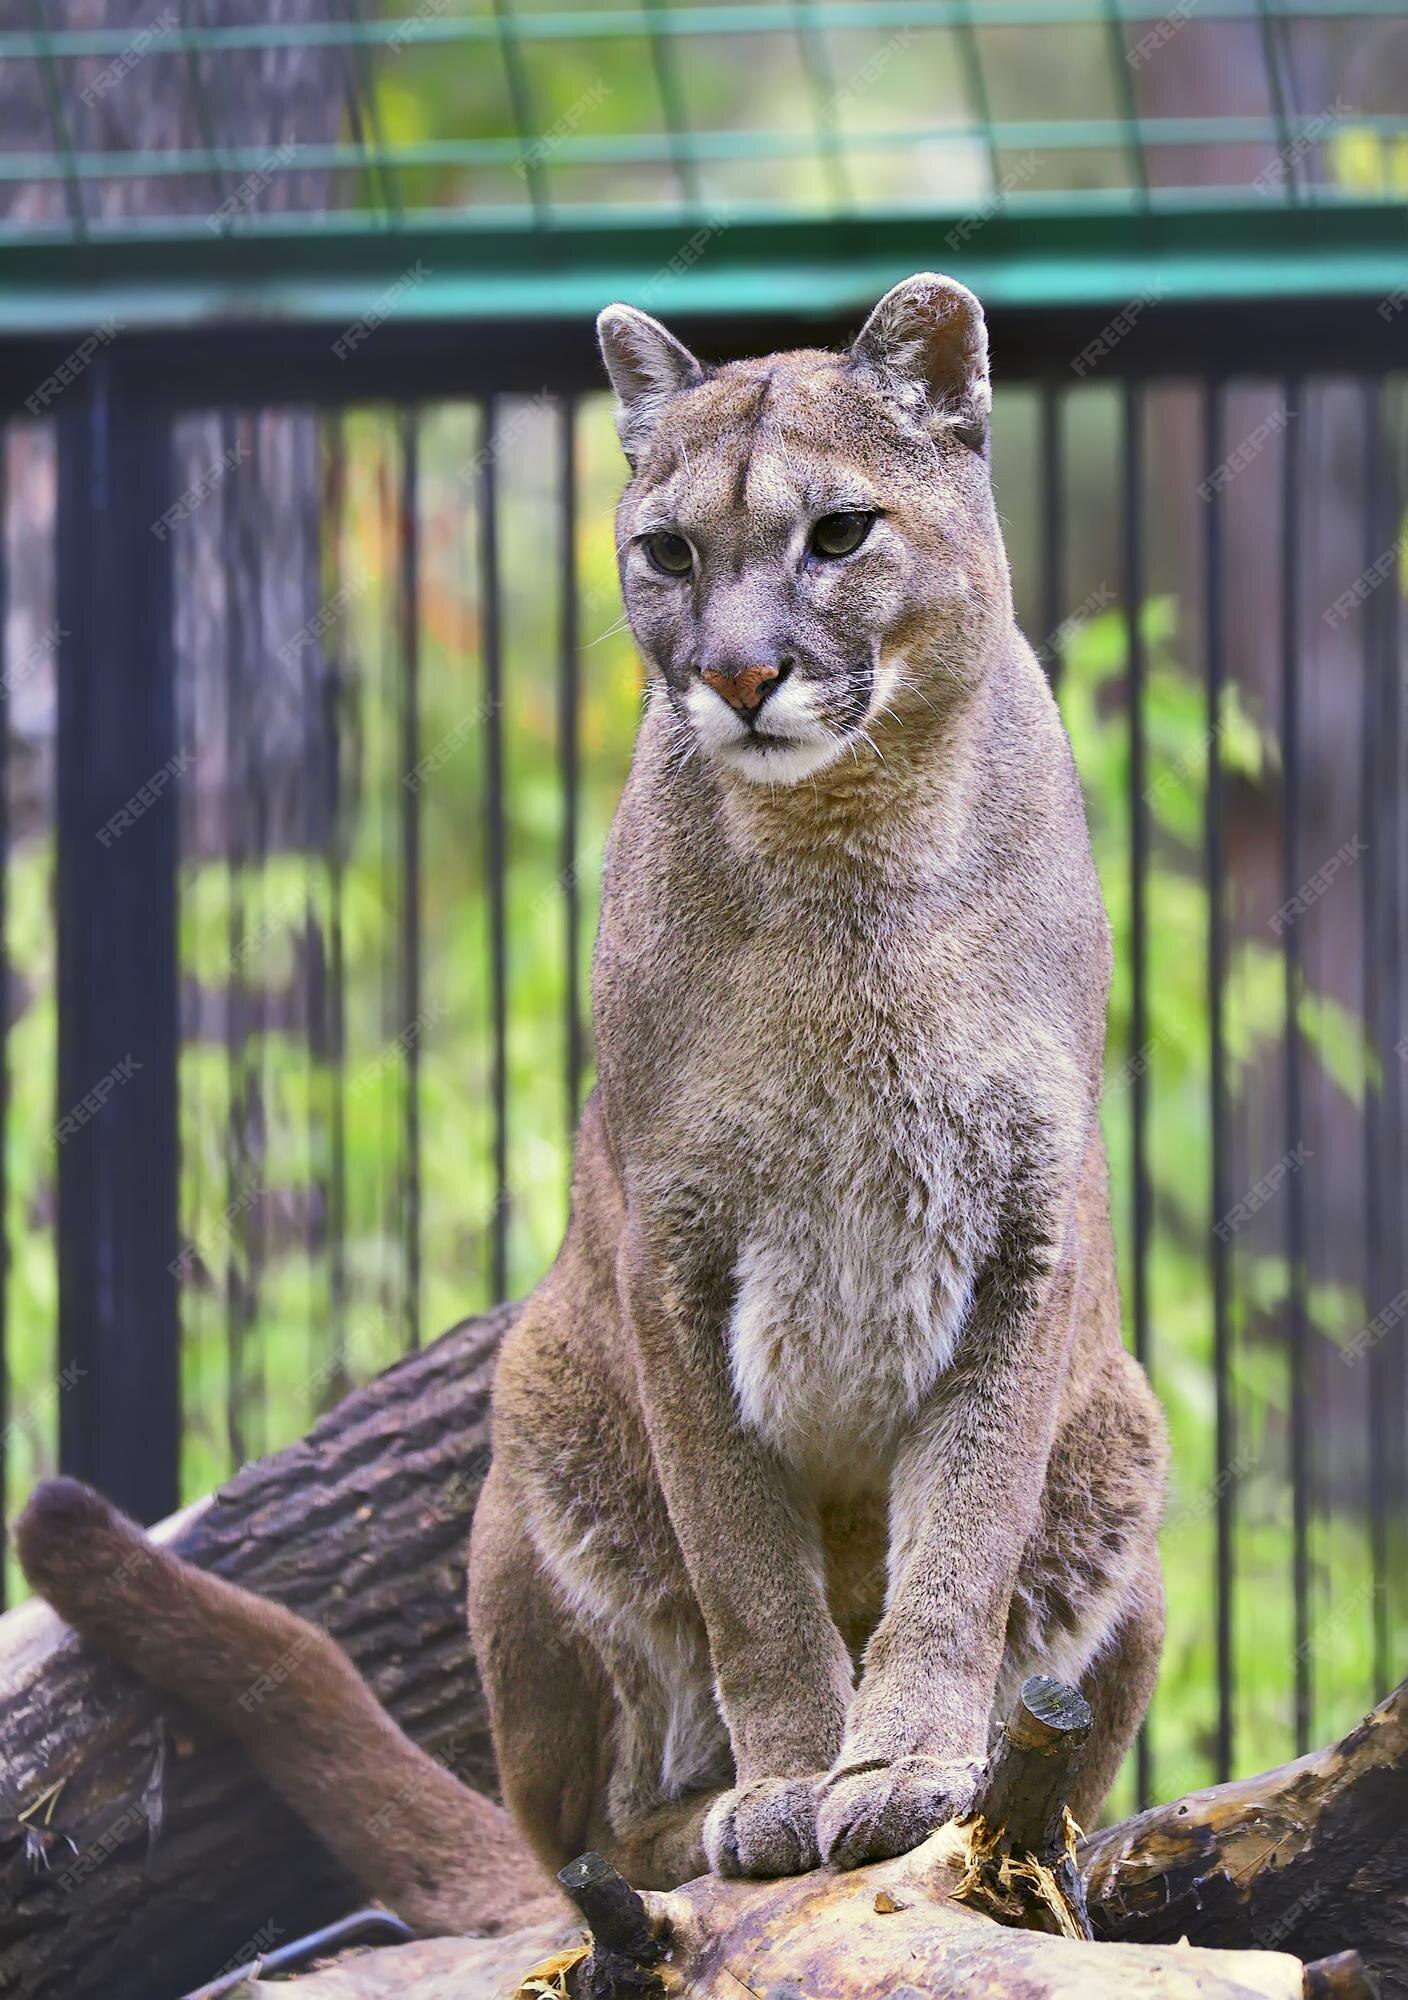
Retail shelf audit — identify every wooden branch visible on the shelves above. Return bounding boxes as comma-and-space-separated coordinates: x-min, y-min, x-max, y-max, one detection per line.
1080, 1673, 1408, 1991
0, 1306, 516, 2000
557, 1853, 666, 2000
953, 1673, 1093, 1938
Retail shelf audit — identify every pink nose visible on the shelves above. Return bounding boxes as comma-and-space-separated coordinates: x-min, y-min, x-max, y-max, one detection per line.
700, 662, 781, 714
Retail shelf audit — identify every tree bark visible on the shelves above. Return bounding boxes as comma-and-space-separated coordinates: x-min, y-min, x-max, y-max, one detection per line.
1082, 1672, 1408, 1991
0, 1305, 516, 2000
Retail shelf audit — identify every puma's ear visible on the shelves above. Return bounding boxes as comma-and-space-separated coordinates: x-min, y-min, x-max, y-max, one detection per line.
596, 304, 705, 466
850, 273, 991, 455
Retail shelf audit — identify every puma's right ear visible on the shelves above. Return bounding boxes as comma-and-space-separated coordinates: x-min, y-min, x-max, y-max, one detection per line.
596, 304, 705, 467
850, 273, 991, 456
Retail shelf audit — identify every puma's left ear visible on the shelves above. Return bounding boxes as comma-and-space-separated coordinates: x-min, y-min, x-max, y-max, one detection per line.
850, 273, 991, 455
596, 304, 705, 468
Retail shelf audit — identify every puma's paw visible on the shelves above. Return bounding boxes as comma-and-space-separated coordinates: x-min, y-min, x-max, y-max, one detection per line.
816, 1754, 984, 1870
702, 1774, 824, 1879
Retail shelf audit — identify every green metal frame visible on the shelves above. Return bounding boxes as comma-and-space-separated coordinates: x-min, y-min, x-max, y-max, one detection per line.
1, 0, 1404, 334
2, 201, 1405, 336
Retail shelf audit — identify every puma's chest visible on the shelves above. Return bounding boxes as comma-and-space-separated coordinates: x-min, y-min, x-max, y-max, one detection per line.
725, 1104, 980, 1490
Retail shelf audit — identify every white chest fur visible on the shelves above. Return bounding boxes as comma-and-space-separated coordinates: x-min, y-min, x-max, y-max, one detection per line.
727, 1156, 975, 1490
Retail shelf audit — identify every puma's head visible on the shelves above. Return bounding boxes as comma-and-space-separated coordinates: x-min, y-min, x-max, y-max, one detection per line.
597, 274, 1010, 787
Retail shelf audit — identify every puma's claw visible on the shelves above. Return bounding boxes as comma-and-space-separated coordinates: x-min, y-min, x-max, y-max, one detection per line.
816, 1754, 984, 1870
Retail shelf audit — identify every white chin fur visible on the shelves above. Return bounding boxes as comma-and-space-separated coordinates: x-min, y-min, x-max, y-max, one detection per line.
683, 677, 849, 787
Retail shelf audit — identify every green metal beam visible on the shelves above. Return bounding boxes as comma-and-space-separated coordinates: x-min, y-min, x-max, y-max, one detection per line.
5, 115, 1407, 184
2, 200, 1404, 336
0, 0, 1401, 57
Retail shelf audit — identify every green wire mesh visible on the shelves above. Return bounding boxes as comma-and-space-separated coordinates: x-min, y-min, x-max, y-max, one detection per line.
0, 0, 1405, 243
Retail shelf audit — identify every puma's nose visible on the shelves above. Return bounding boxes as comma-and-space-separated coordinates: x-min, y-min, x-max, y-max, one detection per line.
699, 659, 789, 714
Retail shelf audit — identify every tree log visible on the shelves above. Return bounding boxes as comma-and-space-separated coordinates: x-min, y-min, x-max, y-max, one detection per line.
228, 1821, 1311, 2000
2, 1301, 1404, 2000
1081, 1673, 1408, 1992
0, 1305, 516, 2000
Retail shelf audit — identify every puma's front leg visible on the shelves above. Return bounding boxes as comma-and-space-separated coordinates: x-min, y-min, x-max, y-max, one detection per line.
817, 1237, 1077, 1870
620, 1229, 854, 1878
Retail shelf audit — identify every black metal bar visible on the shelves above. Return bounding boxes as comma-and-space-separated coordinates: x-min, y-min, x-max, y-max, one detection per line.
55, 357, 181, 1524
0, 416, 8, 1608
1040, 383, 1063, 689
1281, 375, 1310, 1755
180, 1910, 417, 2000
559, 396, 583, 1146
1361, 376, 1389, 1700
5, 295, 1407, 422
325, 413, 349, 1403
222, 410, 251, 1473
398, 408, 422, 1353
1203, 378, 1234, 1784
481, 398, 509, 1303
1383, 379, 1407, 1671
241, 424, 270, 1467
1123, 379, 1153, 1810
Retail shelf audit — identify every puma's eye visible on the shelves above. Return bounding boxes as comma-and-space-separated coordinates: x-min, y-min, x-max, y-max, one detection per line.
810, 510, 875, 560
643, 531, 693, 577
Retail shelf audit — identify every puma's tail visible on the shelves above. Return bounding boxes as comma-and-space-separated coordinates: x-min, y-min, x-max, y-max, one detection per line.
16, 1476, 552, 1937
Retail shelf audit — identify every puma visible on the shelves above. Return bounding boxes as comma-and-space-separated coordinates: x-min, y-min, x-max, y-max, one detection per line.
17, 273, 1167, 1933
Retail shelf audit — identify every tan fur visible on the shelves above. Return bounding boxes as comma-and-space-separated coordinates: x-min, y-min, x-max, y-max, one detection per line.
16, 275, 1166, 1926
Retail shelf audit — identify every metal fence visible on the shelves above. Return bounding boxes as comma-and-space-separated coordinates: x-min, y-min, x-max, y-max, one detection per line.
0, 291, 1403, 1821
